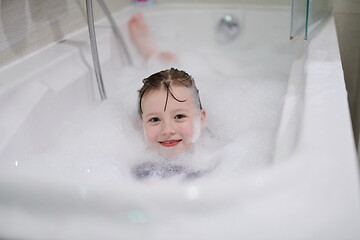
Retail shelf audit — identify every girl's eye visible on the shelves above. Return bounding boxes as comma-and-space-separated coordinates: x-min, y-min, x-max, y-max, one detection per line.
149, 117, 160, 123
175, 114, 186, 120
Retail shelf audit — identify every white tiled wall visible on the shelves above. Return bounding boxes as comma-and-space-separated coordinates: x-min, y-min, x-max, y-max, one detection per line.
0, 0, 128, 68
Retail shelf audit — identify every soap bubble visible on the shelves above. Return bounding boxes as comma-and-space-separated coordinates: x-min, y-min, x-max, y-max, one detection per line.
4, 49, 287, 183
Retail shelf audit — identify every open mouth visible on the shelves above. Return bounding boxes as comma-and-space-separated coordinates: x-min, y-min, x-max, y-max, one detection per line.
159, 139, 182, 147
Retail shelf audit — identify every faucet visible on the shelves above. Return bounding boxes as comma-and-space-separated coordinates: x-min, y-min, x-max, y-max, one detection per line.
216, 15, 240, 44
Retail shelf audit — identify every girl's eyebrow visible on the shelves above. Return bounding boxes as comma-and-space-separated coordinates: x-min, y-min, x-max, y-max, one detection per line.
143, 108, 190, 118
143, 112, 161, 118
170, 108, 191, 114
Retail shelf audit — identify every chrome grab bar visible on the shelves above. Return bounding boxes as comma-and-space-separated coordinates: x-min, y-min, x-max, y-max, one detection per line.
97, 0, 133, 65
85, 0, 107, 101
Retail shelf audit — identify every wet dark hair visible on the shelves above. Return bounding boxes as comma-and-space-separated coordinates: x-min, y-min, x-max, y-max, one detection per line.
138, 68, 203, 116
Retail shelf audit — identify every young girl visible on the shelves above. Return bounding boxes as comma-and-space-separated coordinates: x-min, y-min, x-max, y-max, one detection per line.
132, 68, 208, 180
128, 13, 210, 180
139, 68, 206, 157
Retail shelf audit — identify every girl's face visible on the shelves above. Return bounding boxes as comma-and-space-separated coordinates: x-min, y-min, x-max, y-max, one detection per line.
141, 86, 206, 157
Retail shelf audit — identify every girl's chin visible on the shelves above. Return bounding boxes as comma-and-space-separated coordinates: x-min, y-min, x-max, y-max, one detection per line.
153, 143, 193, 158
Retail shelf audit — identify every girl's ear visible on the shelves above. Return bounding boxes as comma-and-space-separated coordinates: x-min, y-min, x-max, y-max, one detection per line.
200, 109, 206, 131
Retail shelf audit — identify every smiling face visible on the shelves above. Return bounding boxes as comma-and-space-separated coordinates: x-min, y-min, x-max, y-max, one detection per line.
141, 86, 206, 157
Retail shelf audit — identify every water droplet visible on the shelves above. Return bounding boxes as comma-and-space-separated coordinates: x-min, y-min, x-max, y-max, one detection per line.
127, 209, 148, 224
187, 186, 200, 200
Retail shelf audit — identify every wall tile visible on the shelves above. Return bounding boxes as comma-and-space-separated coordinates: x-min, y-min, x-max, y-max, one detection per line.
0, 0, 129, 68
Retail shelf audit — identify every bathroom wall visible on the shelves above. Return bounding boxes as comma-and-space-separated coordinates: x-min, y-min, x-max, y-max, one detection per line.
0, 0, 129, 69
333, 0, 360, 151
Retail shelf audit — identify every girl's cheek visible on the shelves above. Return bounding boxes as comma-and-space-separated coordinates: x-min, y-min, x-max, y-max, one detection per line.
146, 125, 161, 143
190, 117, 201, 143
143, 125, 151, 143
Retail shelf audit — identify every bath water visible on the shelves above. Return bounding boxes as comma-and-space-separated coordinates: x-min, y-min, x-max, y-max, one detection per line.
3, 47, 289, 182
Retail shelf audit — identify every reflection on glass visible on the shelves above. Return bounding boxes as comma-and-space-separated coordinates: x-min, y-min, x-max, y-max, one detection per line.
290, 0, 307, 40
305, 0, 333, 40
290, 0, 333, 40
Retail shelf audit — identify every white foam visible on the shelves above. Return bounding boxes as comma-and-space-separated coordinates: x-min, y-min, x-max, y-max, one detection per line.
4, 49, 288, 182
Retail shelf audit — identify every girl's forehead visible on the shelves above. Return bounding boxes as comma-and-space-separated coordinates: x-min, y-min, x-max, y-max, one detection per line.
142, 86, 197, 112
144, 85, 193, 99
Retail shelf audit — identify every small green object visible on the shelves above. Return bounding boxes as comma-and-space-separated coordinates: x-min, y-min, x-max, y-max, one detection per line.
127, 209, 148, 224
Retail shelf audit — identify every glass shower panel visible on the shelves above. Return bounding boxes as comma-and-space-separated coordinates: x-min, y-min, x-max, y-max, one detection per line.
290, 0, 307, 40
305, 0, 333, 40
290, 0, 333, 40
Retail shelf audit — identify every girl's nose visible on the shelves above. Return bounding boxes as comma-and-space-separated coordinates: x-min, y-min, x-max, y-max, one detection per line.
161, 120, 176, 135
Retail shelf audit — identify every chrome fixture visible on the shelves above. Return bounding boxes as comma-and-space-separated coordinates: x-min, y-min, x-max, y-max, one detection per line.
85, 0, 133, 101
216, 15, 240, 43
97, 0, 133, 65
86, 0, 107, 101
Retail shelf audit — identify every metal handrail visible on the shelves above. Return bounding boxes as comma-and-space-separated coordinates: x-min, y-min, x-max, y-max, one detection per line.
97, 0, 133, 65
85, 0, 107, 101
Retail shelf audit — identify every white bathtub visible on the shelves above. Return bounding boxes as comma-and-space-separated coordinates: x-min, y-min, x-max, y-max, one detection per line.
0, 3, 359, 240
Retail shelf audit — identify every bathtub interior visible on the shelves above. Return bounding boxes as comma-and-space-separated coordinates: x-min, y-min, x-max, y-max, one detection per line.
0, 3, 359, 240
0, 4, 297, 176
